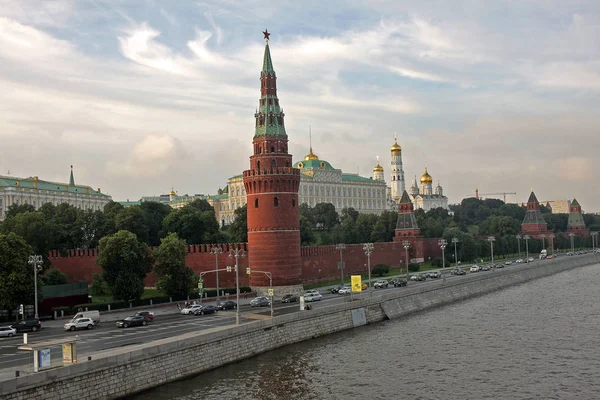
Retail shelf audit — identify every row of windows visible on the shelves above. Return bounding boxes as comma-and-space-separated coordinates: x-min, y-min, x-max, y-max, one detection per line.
2, 197, 105, 211
253, 197, 296, 209
299, 185, 385, 198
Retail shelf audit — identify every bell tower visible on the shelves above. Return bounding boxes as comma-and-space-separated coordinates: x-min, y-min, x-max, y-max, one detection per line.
243, 30, 302, 293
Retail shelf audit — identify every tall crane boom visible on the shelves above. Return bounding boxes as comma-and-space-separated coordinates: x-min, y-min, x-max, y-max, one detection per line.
477, 191, 517, 203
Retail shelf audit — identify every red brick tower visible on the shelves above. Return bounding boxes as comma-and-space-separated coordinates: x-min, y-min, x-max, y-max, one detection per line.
521, 190, 550, 238
567, 198, 589, 236
394, 190, 425, 262
243, 31, 302, 291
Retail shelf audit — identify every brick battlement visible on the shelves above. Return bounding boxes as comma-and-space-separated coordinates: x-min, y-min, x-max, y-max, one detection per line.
243, 167, 300, 178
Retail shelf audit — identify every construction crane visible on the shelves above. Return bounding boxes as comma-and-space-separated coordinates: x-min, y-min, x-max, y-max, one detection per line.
475, 189, 517, 203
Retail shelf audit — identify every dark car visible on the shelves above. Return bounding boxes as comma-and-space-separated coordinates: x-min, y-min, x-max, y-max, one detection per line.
250, 296, 270, 307
330, 285, 344, 294
134, 311, 154, 322
452, 268, 466, 275
281, 294, 299, 303
390, 278, 408, 287
217, 301, 237, 311
116, 315, 147, 328
428, 271, 442, 279
15, 319, 41, 333
193, 305, 218, 315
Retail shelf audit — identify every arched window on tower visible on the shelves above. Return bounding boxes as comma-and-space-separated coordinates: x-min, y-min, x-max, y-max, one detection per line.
286, 160, 290, 167
257, 160, 261, 172
292, 198, 296, 207
274, 197, 279, 207
271, 159, 276, 169
271, 146, 275, 153
255, 198, 259, 208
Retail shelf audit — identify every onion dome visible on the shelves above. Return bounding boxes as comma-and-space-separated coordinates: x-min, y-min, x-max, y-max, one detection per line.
304, 147, 319, 161
420, 167, 433, 184
373, 163, 384, 173
391, 139, 402, 154
170, 185, 177, 197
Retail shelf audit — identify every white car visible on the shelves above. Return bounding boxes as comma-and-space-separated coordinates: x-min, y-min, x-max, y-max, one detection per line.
338, 287, 352, 294
304, 293, 323, 302
470, 265, 480, 272
181, 305, 202, 315
64, 317, 94, 331
528, 257, 535, 262
373, 280, 389, 288
304, 290, 320, 297
516, 259, 524, 263
0, 326, 16, 338
504, 261, 512, 265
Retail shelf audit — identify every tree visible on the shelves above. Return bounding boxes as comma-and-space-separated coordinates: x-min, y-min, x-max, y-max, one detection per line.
313, 203, 339, 230
153, 233, 195, 297
75, 210, 107, 249
187, 199, 215, 213
355, 214, 378, 243
89, 273, 110, 297
41, 269, 68, 285
371, 211, 397, 242
97, 230, 153, 301
431, 258, 443, 268
300, 215, 316, 245
0, 233, 37, 319
162, 205, 222, 244
408, 263, 420, 272
140, 201, 172, 246
372, 264, 390, 277
5, 204, 35, 219
1, 211, 55, 261
115, 207, 149, 244
228, 205, 248, 243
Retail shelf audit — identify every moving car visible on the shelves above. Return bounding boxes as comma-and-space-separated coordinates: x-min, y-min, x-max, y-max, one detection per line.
250, 296, 271, 307
304, 293, 323, 302
428, 271, 441, 279
64, 317, 94, 331
304, 290, 320, 297
516, 259, 524, 263
181, 305, 202, 315
134, 311, 154, 322
470, 265, 480, 273
373, 280, 389, 288
15, 319, 41, 333
71, 310, 100, 325
330, 285, 345, 294
389, 278, 408, 287
217, 301, 237, 310
411, 274, 427, 281
480, 265, 491, 271
281, 294, 299, 303
528, 257, 535, 262
451, 268, 466, 275
504, 261, 512, 266
116, 315, 147, 328
338, 286, 352, 294
0, 326, 16, 338
193, 305, 218, 315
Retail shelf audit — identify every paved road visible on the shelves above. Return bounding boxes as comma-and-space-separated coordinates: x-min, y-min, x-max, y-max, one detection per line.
0, 253, 579, 377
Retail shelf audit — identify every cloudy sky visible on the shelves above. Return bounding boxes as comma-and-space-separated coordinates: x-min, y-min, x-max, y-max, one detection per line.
1, 0, 599, 211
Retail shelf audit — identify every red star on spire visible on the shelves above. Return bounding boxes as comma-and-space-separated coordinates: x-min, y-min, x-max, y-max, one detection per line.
262, 29, 271, 41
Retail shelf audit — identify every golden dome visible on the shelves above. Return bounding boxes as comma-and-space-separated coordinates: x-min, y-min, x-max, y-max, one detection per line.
373, 163, 384, 173
304, 147, 319, 161
170, 185, 177, 197
391, 139, 402, 152
420, 168, 433, 184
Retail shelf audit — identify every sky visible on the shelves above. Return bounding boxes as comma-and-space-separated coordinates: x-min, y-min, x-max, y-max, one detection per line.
1, 0, 599, 211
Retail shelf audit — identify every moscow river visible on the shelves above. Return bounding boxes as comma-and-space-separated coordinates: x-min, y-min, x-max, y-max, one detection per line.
133, 263, 600, 400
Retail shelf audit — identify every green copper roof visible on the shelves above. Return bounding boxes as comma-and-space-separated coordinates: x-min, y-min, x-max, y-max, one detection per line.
293, 159, 336, 170
0, 175, 107, 197
341, 174, 378, 183
399, 190, 412, 204
571, 198, 580, 207
119, 201, 141, 207
262, 43, 275, 76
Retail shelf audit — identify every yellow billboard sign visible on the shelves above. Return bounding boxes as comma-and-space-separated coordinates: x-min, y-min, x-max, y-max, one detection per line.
351, 275, 362, 293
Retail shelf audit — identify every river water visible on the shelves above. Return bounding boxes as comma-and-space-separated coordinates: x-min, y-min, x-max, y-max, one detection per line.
133, 263, 600, 400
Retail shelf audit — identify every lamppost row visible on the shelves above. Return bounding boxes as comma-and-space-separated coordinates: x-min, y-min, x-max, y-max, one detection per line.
523, 235, 530, 263
452, 237, 459, 268
210, 246, 223, 305
28, 255, 43, 320
438, 239, 447, 282
402, 240, 410, 281
487, 236, 495, 271
363, 243, 374, 298
335, 243, 346, 285
228, 247, 246, 326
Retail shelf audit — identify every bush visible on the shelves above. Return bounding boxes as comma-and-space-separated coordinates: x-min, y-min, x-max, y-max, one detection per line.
89, 273, 110, 297
431, 258, 443, 268
408, 263, 420, 272
372, 264, 390, 277
42, 269, 69, 285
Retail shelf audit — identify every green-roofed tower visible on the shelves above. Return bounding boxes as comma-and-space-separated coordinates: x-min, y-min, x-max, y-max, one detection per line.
567, 198, 588, 236
69, 165, 75, 186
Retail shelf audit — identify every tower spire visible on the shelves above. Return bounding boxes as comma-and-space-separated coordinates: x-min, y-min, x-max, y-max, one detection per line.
69, 165, 74, 186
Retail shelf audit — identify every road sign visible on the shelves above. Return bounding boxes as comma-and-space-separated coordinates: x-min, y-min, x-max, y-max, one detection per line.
197, 282, 203, 290
226, 266, 232, 272
351, 275, 362, 293
19, 304, 24, 315
267, 288, 274, 297
337, 262, 345, 270
246, 268, 251, 275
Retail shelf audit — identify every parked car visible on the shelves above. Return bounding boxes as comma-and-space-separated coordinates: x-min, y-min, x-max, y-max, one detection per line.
281, 294, 299, 303
193, 305, 218, 315
181, 305, 202, 315
217, 301, 237, 310
134, 311, 154, 322
428, 271, 441, 279
470, 265, 480, 273
64, 317, 94, 331
0, 326, 16, 338
250, 296, 271, 307
373, 280, 389, 288
15, 319, 41, 333
304, 293, 323, 302
338, 286, 352, 294
389, 278, 408, 287
451, 268, 466, 275
116, 315, 147, 328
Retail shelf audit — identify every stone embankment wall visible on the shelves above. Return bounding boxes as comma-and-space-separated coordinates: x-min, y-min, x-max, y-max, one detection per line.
1, 254, 598, 400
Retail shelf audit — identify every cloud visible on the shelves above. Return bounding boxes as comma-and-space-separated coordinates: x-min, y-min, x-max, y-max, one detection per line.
553, 157, 593, 182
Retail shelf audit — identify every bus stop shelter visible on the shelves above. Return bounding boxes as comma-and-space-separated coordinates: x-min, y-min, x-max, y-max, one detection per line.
18, 336, 78, 373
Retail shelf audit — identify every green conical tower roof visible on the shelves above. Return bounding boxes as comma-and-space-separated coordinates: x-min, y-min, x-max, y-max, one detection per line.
571, 198, 580, 207
69, 165, 74, 186
262, 42, 275, 76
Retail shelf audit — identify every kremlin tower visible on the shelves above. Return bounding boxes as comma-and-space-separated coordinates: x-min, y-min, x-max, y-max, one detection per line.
243, 30, 302, 293
390, 134, 405, 200
394, 190, 421, 239
373, 157, 384, 182
567, 198, 588, 236
520, 190, 550, 238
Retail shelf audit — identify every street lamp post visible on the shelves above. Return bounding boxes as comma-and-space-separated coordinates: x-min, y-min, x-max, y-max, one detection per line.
540, 234, 546, 251
228, 247, 246, 325
452, 237, 459, 267
523, 235, 530, 262
568, 233, 575, 253
335, 243, 346, 285
549, 234, 555, 256
363, 243, 374, 298
402, 240, 410, 281
210, 246, 223, 306
487, 236, 496, 271
250, 270, 273, 318
591, 232, 598, 250
28, 255, 43, 319
438, 239, 447, 282
516, 235, 522, 258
